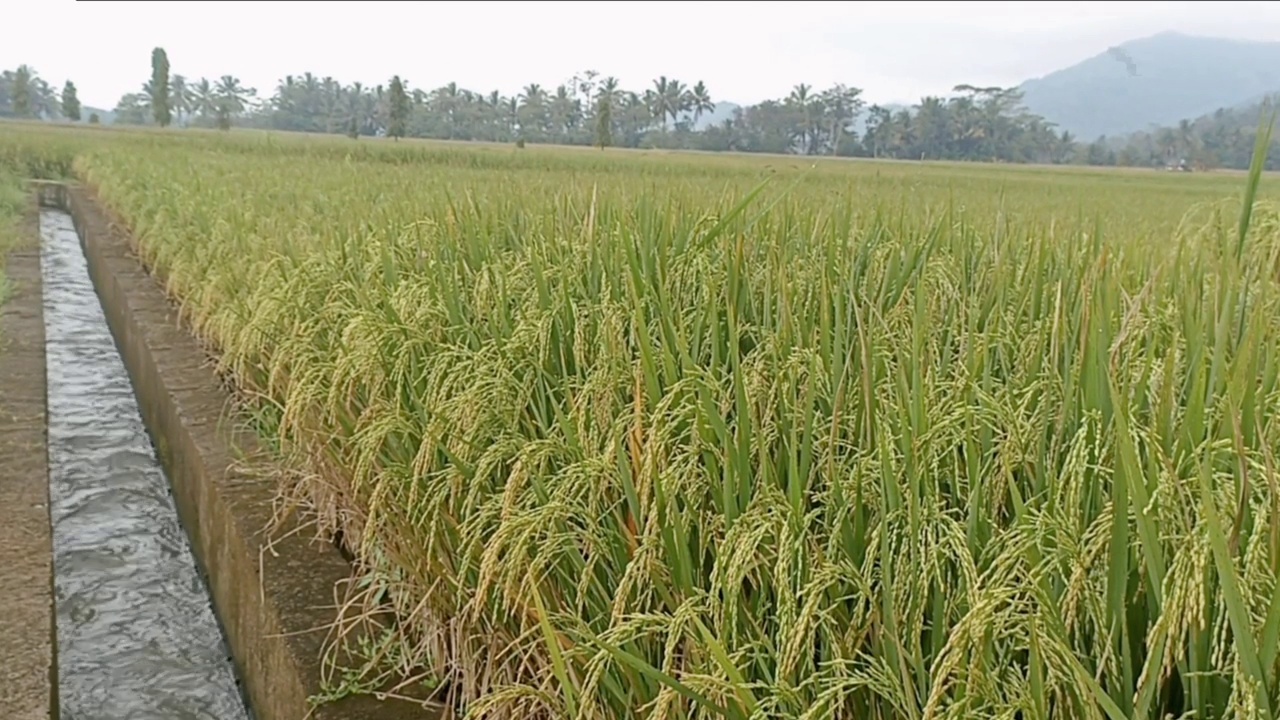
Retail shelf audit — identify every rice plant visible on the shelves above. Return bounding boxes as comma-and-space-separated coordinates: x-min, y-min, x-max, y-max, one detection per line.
0, 166, 30, 311
7, 120, 1280, 718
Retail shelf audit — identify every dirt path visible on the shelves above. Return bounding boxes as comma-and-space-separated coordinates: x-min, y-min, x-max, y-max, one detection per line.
0, 200, 54, 720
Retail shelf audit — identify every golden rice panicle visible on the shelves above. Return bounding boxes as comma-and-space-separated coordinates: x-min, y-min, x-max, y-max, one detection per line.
4, 120, 1279, 719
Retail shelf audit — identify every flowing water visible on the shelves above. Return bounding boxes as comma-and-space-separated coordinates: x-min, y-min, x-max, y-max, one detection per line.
40, 209, 251, 720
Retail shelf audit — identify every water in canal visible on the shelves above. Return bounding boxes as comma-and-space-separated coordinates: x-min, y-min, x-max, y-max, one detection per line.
40, 209, 251, 720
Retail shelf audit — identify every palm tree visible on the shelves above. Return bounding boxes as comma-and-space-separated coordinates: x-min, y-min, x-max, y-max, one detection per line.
550, 84, 580, 137
3, 65, 54, 119
29, 75, 58, 119
10, 65, 33, 117
138, 78, 160, 123
887, 109, 916, 157
506, 96, 519, 138
345, 81, 366, 134
914, 96, 950, 160
597, 76, 621, 104
643, 88, 662, 129
214, 75, 253, 130
478, 89, 501, 139
10, 66, 55, 118
297, 72, 321, 126
862, 104, 893, 158
170, 74, 193, 126
518, 84, 549, 140
192, 77, 217, 123
652, 76, 681, 131
788, 83, 815, 152
273, 76, 295, 106
662, 78, 690, 129
434, 81, 462, 138
690, 81, 714, 127
302, 72, 319, 100
320, 76, 341, 132
520, 83, 546, 109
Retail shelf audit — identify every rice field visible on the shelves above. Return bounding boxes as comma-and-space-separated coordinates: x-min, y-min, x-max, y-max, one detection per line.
0, 164, 30, 311
7, 122, 1280, 719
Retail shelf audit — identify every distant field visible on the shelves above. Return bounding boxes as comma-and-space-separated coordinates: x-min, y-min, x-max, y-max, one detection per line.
0, 165, 30, 312
6, 121, 1280, 720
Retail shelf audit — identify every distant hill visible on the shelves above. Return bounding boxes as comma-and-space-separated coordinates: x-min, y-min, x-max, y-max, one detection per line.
84, 106, 114, 124
1019, 32, 1280, 140
689, 100, 907, 136
853, 103, 908, 136
689, 101, 740, 130
1122, 91, 1280, 169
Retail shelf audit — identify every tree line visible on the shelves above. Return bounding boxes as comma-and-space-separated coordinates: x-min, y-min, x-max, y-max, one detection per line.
1090, 100, 1280, 171
3, 50, 1279, 171
1, 65, 83, 122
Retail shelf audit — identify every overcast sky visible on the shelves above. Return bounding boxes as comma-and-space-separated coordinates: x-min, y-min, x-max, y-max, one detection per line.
9, 1, 1280, 111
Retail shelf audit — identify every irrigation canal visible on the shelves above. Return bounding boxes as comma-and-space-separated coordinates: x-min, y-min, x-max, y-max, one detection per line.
40, 208, 251, 720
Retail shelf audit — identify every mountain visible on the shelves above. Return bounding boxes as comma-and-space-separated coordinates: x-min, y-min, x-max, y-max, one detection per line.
689, 100, 907, 136
1019, 32, 1280, 140
853, 103, 908, 136
690, 101, 740, 130
85, 106, 114, 124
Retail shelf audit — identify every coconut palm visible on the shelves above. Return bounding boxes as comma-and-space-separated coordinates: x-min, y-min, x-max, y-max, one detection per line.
651, 76, 690, 130
518, 84, 549, 140
788, 83, 820, 153
214, 75, 253, 130
550, 84, 580, 136
690, 80, 714, 126
192, 77, 217, 122
10, 65, 35, 118
434, 81, 463, 138
597, 76, 621, 104
170, 74, 193, 126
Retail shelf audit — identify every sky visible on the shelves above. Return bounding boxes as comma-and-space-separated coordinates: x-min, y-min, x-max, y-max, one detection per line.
9, 1, 1280, 112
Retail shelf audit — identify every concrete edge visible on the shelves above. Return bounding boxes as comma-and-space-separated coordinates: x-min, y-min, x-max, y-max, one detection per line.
36, 182, 438, 720
0, 191, 56, 720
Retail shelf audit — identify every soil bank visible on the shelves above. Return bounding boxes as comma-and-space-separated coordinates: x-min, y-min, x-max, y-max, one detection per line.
0, 198, 56, 720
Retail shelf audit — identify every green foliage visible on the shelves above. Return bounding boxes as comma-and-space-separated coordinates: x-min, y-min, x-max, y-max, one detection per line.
0, 122, 1265, 719
1109, 99, 1280, 172
1, 65, 58, 119
0, 131, 81, 178
210, 76, 252, 131
172, 67, 1073, 163
10, 55, 1276, 172
61, 80, 81, 122
150, 47, 171, 127
88, 113, 99, 125
594, 93, 612, 150
12, 65, 32, 118
6, 45, 1280, 172
0, 167, 24, 309
387, 75, 408, 141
